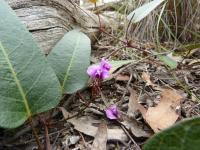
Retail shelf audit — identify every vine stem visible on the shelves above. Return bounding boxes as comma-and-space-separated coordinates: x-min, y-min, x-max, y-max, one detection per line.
28, 117, 43, 150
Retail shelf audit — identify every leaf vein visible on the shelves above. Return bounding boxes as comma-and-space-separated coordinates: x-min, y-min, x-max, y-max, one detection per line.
0, 42, 31, 118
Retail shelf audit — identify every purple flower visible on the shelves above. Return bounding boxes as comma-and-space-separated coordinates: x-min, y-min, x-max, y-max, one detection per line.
100, 58, 112, 71
87, 58, 111, 79
105, 105, 120, 120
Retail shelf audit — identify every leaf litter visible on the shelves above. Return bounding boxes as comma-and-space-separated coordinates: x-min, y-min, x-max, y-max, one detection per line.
3, 44, 200, 150
145, 88, 182, 133
91, 121, 107, 150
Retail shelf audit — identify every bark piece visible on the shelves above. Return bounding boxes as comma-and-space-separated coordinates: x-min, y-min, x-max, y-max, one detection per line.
7, 0, 100, 54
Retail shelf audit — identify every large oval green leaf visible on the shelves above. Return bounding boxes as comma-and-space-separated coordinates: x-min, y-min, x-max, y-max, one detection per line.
0, 0, 62, 128
48, 30, 91, 94
143, 117, 200, 150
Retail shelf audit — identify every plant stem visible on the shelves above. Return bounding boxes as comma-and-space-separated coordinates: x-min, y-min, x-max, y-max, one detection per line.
28, 117, 43, 150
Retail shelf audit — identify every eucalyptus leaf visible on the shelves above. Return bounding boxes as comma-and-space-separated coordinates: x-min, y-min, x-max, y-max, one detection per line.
143, 117, 200, 150
0, 0, 62, 128
127, 0, 165, 23
48, 30, 91, 94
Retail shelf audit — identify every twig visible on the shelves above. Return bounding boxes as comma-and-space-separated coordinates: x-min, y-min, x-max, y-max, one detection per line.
112, 56, 151, 78
69, 0, 98, 23
120, 125, 141, 150
79, 132, 88, 148
105, 45, 127, 59
28, 117, 43, 150
41, 119, 52, 150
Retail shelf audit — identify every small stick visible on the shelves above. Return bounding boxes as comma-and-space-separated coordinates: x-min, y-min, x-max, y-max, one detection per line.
41, 119, 52, 150
105, 45, 126, 59
120, 125, 141, 150
28, 117, 43, 150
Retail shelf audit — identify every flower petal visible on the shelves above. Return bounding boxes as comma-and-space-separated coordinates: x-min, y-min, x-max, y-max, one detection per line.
105, 105, 120, 120
101, 70, 109, 79
87, 65, 100, 78
100, 58, 112, 71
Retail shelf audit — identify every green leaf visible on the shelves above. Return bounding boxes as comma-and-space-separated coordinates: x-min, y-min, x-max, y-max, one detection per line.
143, 117, 200, 150
109, 60, 134, 73
158, 54, 178, 69
0, 0, 62, 128
48, 30, 91, 94
127, 0, 165, 23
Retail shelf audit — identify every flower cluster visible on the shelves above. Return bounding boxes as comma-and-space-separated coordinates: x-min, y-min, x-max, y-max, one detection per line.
87, 58, 111, 79
87, 59, 120, 120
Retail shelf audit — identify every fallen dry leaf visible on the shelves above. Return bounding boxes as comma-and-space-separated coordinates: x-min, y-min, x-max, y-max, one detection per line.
62, 135, 80, 147
142, 72, 155, 87
125, 87, 151, 138
121, 115, 152, 138
91, 121, 107, 150
115, 74, 130, 81
59, 107, 72, 119
68, 116, 128, 142
128, 87, 147, 117
144, 88, 182, 133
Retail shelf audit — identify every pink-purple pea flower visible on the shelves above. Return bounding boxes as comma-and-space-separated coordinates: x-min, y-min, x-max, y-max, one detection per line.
105, 105, 120, 120
87, 58, 111, 79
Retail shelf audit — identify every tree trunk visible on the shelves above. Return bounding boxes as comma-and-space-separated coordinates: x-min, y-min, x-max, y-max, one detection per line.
7, 0, 100, 54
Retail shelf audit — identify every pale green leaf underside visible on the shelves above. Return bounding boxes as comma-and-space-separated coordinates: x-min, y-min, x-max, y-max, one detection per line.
127, 0, 165, 23
109, 60, 134, 73
158, 54, 177, 69
48, 30, 91, 94
0, 0, 61, 128
143, 117, 200, 150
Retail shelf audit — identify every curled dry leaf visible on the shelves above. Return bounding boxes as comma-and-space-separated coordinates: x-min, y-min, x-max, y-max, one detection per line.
145, 89, 182, 133
91, 121, 107, 150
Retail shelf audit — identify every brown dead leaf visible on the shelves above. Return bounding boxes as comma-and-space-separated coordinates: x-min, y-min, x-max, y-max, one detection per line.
142, 72, 155, 87
68, 116, 128, 142
128, 87, 147, 117
123, 88, 152, 138
115, 74, 130, 81
144, 89, 182, 133
59, 107, 72, 119
91, 121, 107, 150
121, 114, 152, 138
